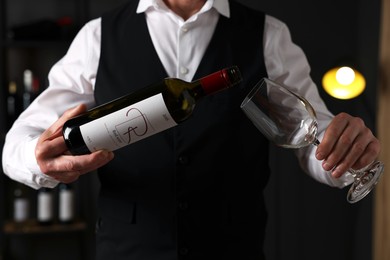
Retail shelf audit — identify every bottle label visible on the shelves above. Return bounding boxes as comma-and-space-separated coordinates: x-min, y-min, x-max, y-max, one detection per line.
80, 93, 177, 152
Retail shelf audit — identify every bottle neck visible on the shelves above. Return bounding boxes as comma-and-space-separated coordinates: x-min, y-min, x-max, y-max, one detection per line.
197, 66, 242, 95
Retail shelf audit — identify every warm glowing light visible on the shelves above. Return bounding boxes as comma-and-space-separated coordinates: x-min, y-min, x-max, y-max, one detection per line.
335, 66, 355, 85
322, 66, 366, 99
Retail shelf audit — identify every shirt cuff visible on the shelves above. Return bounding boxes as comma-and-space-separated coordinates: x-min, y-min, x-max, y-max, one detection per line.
24, 137, 60, 189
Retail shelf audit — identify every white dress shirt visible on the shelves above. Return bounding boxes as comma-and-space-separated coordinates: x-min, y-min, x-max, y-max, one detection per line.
2, 0, 353, 189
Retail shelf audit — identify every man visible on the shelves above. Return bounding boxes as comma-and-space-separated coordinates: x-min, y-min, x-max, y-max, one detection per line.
2, 0, 381, 259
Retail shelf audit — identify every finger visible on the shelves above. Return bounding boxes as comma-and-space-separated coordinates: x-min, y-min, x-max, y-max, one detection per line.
65, 150, 114, 175
40, 150, 114, 182
48, 171, 81, 184
351, 139, 381, 169
316, 113, 349, 161
323, 115, 379, 178
330, 133, 371, 178
44, 150, 114, 174
40, 104, 87, 142
36, 135, 69, 161
322, 118, 363, 172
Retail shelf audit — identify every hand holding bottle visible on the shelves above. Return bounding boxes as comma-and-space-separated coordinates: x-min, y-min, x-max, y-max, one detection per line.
35, 104, 114, 183
36, 66, 241, 182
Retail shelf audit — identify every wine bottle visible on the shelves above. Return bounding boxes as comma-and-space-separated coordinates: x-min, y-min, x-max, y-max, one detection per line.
37, 187, 54, 225
63, 66, 242, 155
58, 183, 75, 224
7, 81, 19, 129
22, 69, 39, 110
22, 69, 33, 110
13, 182, 30, 223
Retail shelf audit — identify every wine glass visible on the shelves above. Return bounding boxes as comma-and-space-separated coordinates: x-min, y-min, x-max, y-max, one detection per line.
240, 78, 384, 203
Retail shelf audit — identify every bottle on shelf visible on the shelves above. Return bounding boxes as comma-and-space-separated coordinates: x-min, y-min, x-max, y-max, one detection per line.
7, 81, 19, 129
62, 66, 242, 155
22, 69, 33, 110
22, 69, 40, 110
37, 188, 54, 225
58, 183, 75, 224
13, 182, 30, 223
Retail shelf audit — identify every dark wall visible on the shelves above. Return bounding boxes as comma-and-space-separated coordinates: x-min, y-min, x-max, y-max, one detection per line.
239, 0, 381, 260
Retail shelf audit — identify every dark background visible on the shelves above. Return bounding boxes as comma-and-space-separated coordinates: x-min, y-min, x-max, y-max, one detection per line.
0, 0, 382, 259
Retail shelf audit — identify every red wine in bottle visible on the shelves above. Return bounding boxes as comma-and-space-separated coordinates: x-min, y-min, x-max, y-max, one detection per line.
62, 66, 242, 155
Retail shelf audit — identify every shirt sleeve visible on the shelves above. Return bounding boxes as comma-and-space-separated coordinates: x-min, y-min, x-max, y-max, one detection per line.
263, 15, 354, 188
2, 18, 102, 190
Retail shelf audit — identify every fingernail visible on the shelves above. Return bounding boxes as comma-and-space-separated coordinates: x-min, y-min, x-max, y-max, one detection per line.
331, 169, 341, 178
100, 150, 114, 160
107, 151, 114, 160
322, 161, 331, 171
316, 152, 324, 160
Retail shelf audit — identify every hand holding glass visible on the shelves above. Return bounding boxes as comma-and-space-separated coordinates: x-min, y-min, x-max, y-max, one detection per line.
240, 78, 384, 203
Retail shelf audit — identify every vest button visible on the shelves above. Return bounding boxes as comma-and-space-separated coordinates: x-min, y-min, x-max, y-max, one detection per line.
95, 217, 103, 233
178, 155, 189, 165
178, 201, 189, 210
179, 247, 189, 255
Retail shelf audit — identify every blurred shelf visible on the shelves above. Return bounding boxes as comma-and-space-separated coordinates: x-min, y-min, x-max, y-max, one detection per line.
3, 220, 86, 235
1, 39, 73, 48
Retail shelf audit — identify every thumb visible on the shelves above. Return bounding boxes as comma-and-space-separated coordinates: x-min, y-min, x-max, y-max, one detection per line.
41, 104, 87, 142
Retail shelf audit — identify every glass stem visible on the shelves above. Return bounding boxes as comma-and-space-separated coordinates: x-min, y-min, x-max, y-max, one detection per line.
313, 138, 320, 146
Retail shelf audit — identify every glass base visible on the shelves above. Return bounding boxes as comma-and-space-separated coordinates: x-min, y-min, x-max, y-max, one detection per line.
346, 161, 384, 203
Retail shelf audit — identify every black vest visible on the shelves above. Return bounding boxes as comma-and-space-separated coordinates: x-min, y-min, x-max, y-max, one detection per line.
94, 1, 269, 259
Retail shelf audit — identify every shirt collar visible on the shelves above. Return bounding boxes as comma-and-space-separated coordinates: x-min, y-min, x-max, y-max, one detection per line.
136, 0, 230, 18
